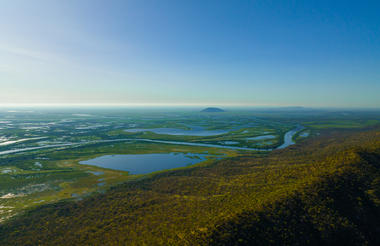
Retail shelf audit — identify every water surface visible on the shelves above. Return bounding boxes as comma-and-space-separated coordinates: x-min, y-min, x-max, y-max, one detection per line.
0, 126, 305, 157
125, 125, 229, 136
246, 135, 276, 141
277, 125, 305, 149
80, 153, 207, 174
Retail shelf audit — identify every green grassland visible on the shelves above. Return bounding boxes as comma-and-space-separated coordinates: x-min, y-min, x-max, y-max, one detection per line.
303, 119, 379, 129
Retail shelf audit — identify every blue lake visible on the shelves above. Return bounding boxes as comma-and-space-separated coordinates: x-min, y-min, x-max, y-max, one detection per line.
80, 153, 207, 174
246, 135, 276, 141
222, 141, 239, 145
124, 126, 229, 136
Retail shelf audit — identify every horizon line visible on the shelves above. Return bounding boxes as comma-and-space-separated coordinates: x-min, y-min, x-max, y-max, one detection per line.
0, 103, 379, 110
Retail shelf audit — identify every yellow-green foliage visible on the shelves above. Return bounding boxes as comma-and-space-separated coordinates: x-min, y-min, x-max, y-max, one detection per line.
1, 128, 380, 245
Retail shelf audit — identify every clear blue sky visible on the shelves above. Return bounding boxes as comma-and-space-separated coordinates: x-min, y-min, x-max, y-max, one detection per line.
0, 0, 379, 107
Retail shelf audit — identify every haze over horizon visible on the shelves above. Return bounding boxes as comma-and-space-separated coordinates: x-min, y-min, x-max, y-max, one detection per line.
1, 1, 379, 108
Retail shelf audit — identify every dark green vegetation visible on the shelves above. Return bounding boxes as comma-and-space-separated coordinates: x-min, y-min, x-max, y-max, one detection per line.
2, 123, 380, 245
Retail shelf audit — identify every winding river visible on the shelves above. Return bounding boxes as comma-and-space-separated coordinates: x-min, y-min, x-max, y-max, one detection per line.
0, 126, 305, 156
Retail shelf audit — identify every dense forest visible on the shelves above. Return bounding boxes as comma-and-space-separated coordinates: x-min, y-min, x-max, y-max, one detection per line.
2, 127, 380, 245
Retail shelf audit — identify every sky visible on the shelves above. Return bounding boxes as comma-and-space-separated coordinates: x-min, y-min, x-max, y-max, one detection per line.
0, 0, 379, 108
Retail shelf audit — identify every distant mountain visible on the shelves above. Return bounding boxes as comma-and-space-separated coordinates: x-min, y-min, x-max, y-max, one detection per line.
201, 107, 225, 112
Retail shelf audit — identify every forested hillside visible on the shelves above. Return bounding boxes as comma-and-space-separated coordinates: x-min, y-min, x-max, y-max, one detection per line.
2, 128, 380, 245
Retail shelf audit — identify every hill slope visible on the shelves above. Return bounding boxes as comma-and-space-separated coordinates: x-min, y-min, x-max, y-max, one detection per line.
1, 128, 380, 245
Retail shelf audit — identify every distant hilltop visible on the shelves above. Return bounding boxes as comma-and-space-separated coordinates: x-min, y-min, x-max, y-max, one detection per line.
201, 107, 225, 113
